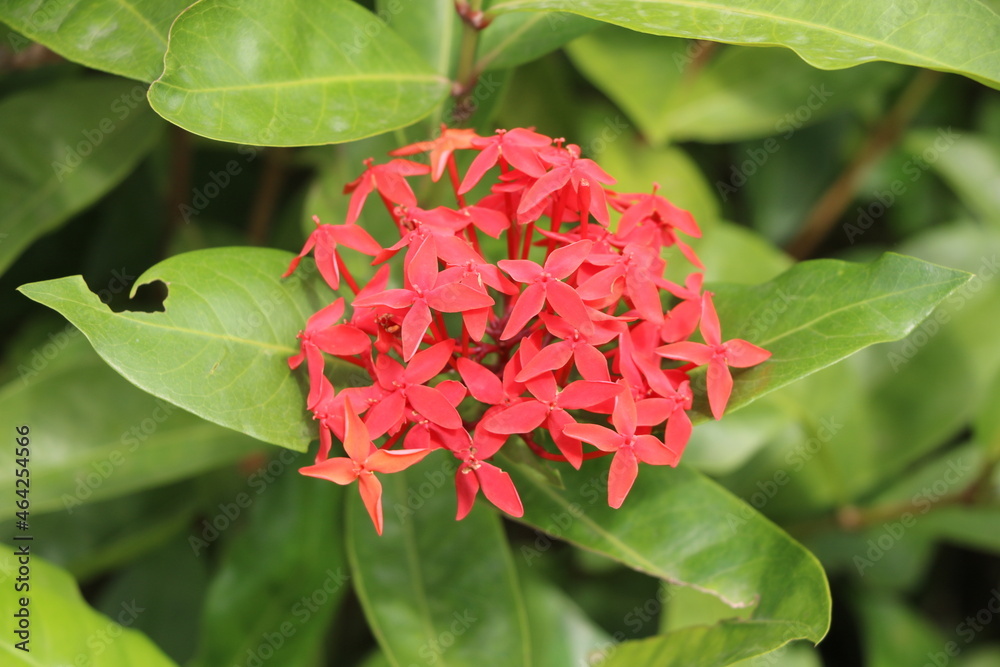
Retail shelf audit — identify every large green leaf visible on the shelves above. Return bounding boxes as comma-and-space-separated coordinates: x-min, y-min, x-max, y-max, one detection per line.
0, 77, 162, 276
379, 0, 461, 77
0, 1, 189, 81
0, 547, 177, 666
478, 4, 599, 71
18, 247, 348, 450
0, 333, 260, 513
505, 457, 830, 665
706, 253, 971, 420
566, 25, 902, 144
347, 464, 532, 666
190, 453, 347, 667
147, 0, 451, 145
489, 0, 1000, 90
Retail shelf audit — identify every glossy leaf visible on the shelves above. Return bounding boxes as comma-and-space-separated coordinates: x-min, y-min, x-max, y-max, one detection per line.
704, 252, 972, 421
0, 547, 177, 666
0, 0, 189, 81
0, 334, 261, 513
478, 5, 599, 71
567, 25, 903, 144
147, 0, 450, 146
489, 0, 1000, 89
379, 0, 460, 77
0, 77, 162, 276
18, 248, 349, 450
505, 457, 830, 665
347, 464, 532, 666
190, 453, 347, 667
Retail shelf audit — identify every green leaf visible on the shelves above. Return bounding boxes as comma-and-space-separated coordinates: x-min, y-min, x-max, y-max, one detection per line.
478, 5, 599, 71
907, 131, 1000, 229
0, 1, 189, 81
489, 0, 1000, 90
521, 572, 611, 666
0, 482, 203, 581
95, 537, 210, 664
977, 373, 1000, 458
0, 77, 162, 276
147, 0, 451, 146
347, 463, 532, 667
706, 252, 972, 420
566, 25, 902, 144
379, 0, 461, 77
0, 547, 177, 666
506, 457, 830, 665
18, 247, 348, 450
854, 592, 946, 667
190, 453, 347, 667
0, 333, 261, 513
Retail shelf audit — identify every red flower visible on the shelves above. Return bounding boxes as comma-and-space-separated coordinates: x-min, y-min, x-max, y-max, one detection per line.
563, 383, 680, 508
498, 239, 595, 339
656, 292, 771, 419
363, 341, 464, 438
449, 424, 524, 520
355, 240, 494, 360
391, 126, 480, 182
289, 298, 371, 408
283, 216, 381, 290
300, 401, 431, 535
343, 158, 430, 225
484, 371, 621, 468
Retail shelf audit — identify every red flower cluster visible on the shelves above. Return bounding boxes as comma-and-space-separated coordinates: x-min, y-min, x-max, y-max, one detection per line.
284, 127, 770, 534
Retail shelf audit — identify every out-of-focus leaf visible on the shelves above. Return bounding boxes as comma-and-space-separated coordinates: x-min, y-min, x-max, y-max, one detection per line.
728, 642, 823, 667
706, 253, 971, 421
505, 457, 830, 665
0, 77, 162, 276
347, 465, 532, 666
567, 25, 901, 144
0, 482, 204, 581
522, 572, 611, 666
907, 131, 1000, 229
490, 0, 1000, 90
0, 334, 261, 513
0, 0, 189, 81
854, 592, 946, 667
190, 453, 347, 667
977, 373, 1000, 458
478, 5, 599, 71
18, 248, 352, 450
147, 0, 450, 145
96, 537, 210, 664
0, 548, 178, 666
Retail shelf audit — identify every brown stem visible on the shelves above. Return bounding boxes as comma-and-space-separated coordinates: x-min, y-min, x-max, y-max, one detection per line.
784, 68, 943, 260
164, 126, 193, 255
246, 147, 290, 245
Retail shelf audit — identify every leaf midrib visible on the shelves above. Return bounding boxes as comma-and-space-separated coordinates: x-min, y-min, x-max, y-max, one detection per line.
155, 72, 449, 94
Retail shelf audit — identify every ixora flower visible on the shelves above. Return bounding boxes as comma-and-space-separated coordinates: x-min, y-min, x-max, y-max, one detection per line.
283, 126, 772, 533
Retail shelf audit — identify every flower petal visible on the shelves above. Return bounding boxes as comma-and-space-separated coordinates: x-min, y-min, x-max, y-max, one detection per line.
299, 457, 356, 485
476, 463, 524, 517
358, 473, 385, 535
608, 447, 639, 509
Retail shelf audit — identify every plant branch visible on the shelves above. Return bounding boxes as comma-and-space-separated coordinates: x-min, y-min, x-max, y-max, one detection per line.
247, 147, 290, 245
785, 68, 942, 260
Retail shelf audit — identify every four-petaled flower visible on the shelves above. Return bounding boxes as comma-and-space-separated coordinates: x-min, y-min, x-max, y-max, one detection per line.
299, 401, 431, 535
657, 292, 771, 419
